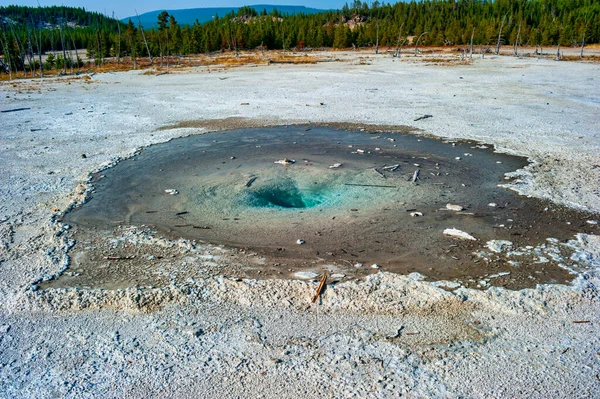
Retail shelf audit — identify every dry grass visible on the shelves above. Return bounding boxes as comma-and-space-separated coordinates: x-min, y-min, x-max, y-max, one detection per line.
2, 46, 599, 81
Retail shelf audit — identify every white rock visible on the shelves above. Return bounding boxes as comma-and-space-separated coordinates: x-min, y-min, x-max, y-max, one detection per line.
410, 212, 423, 217
486, 240, 513, 253
294, 271, 318, 279
331, 273, 346, 279
407, 272, 425, 281
443, 228, 477, 241
274, 158, 295, 165
165, 189, 179, 195
329, 163, 342, 169
455, 157, 461, 160
370, 264, 381, 269
354, 263, 364, 268
488, 203, 497, 207
356, 149, 365, 154
446, 204, 464, 211
296, 239, 305, 245
586, 220, 598, 225
432, 280, 462, 289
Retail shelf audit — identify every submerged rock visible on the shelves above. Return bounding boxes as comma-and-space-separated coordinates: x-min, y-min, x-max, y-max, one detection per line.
293, 271, 318, 279
486, 240, 513, 253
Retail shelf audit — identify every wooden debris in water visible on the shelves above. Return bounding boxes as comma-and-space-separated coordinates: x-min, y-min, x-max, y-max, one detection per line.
382, 164, 400, 172
373, 168, 385, 178
246, 177, 258, 187
412, 169, 420, 182
344, 183, 396, 188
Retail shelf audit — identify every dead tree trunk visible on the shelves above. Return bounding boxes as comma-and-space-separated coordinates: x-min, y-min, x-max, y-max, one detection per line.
0, 27, 12, 80
414, 31, 428, 55
556, 44, 561, 61
9, 22, 27, 75
166, 30, 169, 71
580, 34, 585, 59
394, 23, 404, 57
69, 27, 80, 71
35, 16, 43, 78
514, 20, 521, 57
136, 10, 153, 64
59, 26, 67, 74
375, 20, 379, 54
116, 16, 121, 65
495, 14, 506, 55
26, 27, 35, 77
469, 27, 474, 59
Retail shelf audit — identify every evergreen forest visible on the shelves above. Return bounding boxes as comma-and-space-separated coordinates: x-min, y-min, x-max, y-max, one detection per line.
1, 0, 598, 74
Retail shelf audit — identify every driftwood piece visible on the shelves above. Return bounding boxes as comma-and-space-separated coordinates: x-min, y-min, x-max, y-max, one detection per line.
246, 177, 257, 187
104, 256, 135, 261
414, 114, 432, 121
345, 183, 396, 188
412, 169, 420, 182
373, 168, 385, 178
312, 274, 327, 303
1, 107, 31, 113
382, 164, 400, 172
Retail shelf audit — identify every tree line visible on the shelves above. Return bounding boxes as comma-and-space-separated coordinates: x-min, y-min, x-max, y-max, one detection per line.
1, 1, 599, 75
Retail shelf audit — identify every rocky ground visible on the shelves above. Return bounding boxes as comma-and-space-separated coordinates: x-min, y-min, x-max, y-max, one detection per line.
1, 51, 599, 397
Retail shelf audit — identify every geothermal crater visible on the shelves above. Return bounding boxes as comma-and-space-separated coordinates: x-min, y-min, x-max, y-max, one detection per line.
45, 126, 598, 290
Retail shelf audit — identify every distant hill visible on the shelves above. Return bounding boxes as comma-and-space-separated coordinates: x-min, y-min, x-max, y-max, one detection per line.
123, 5, 326, 28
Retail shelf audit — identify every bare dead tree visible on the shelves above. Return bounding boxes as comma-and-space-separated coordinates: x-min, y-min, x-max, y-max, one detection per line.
375, 20, 379, 54
166, 27, 169, 71
59, 25, 67, 74
0, 26, 12, 79
469, 27, 474, 59
394, 22, 404, 57
495, 14, 507, 55
114, 13, 121, 65
8, 21, 27, 75
514, 20, 521, 57
556, 44, 561, 61
69, 25, 80, 71
135, 10, 153, 64
26, 24, 35, 77
414, 31, 428, 55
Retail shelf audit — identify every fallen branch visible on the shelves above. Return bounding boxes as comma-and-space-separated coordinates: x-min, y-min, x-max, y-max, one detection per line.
246, 177, 257, 187
312, 273, 327, 303
104, 256, 135, 261
192, 225, 212, 229
373, 168, 385, 178
1, 107, 31, 113
414, 114, 432, 121
412, 169, 420, 182
382, 164, 399, 172
345, 183, 396, 188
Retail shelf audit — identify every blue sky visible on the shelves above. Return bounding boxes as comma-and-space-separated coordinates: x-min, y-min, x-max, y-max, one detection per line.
0, 1, 353, 18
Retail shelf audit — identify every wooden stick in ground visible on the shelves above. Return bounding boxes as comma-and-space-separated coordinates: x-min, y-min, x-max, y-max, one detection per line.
312, 274, 327, 303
